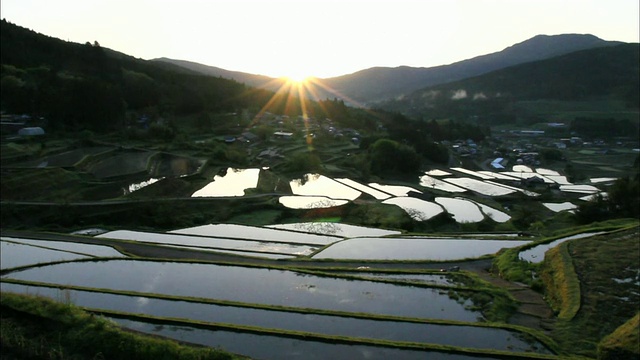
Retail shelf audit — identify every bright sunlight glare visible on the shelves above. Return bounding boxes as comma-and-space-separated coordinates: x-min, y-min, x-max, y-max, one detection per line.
284, 74, 311, 84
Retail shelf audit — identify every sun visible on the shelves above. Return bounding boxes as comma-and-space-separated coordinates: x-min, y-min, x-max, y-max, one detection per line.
283, 73, 311, 84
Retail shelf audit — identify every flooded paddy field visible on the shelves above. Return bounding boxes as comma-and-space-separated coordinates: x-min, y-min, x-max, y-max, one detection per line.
168, 223, 341, 245
192, 167, 260, 197
97, 230, 318, 256
382, 197, 444, 221
109, 317, 501, 360
1, 236, 127, 270
279, 196, 349, 209
0, 282, 552, 357
267, 222, 402, 237
0, 241, 91, 270
2, 259, 483, 321
313, 237, 530, 261
518, 231, 607, 263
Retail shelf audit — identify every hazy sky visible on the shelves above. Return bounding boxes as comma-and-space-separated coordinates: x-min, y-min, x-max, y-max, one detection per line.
2, 0, 638, 79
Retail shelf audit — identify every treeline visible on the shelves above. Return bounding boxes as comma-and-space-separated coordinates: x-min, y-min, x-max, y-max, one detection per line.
360, 110, 488, 165
576, 156, 640, 222
570, 117, 639, 138
0, 20, 380, 134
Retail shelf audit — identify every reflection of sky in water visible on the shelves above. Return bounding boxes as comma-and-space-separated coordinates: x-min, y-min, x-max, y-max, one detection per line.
419, 175, 466, 193
290, 174, 361, 200
477, 171, 519, 180
450, 167, 495, 180
435, 197, 484, 223
465, 200, 511, 223
314, 237, 530, 261
382, 197, 443, 221
170, 224, 339, 244
579, 192, 608, 201
369, 183, 422, 197
1, 240, 90, 270
127, 177, 162, 194
0, 284, 469, 358
519, 232, 606, 263
424, 169, 451, 177
559, 184, 600, 194
98, 230, 317, 254
590, 177, 617, 184
512, 165, 533, 172
192, 168, 260, 197
442, 177, 516, 196
3, 260, 481, 321
545, 175, 572, 185
535, 168, 560, 176
279, 196, 348, 209
542, 202, 578, 212
334, 178, 391, 200
501, 172, 554, 183
2, 237, 125, 257
267, 222, 401, 238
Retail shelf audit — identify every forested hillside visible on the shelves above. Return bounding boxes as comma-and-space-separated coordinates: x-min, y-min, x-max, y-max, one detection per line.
379, 43, 640, 124
0, 20, 318, 133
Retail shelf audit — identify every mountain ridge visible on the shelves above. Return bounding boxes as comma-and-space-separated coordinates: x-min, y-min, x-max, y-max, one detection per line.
155, 34, 623, 104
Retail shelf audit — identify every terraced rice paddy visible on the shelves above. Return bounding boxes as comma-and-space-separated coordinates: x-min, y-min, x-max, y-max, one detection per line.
312, 237, 530, 261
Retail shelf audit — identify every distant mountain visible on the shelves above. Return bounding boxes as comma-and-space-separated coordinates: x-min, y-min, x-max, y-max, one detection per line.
155, 34, 622, 105
320, 34, 622, 104
378, 43, 640, 119
151, 57, 287, 92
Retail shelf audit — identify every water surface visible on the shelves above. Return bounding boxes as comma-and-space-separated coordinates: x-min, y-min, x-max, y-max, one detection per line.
313, 237, 530, 261
419, 175, 466, 193
2, 260, 481, 321
442, 178, 516, 196
0, 283, 549, 354
97, 230, 316, 255
170, 224, 341, 245
519, 232, 607, 263
1, 241, 90, 270
279, 196, 349, 209
192, 168, 260, 197
290, 174, 361, 200
542, 202, 577, 212
267, 222, 401, 238
382, 197, 444, 221
2, 237, 125, 257
434, 198, 484, 223
334, 178, 391, 200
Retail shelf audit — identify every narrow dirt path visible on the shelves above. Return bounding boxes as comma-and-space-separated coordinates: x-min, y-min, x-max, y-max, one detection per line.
468, 265, 555, 332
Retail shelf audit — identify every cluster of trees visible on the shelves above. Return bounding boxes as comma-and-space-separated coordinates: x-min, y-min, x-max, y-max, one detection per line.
570, 117, 639, 138
576, 156, 640, 222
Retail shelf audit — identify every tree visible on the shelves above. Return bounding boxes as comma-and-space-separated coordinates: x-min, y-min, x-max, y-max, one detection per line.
369, 139, 421, 175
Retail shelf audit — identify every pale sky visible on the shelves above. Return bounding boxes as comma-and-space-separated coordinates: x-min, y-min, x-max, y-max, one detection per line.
2, 0, 638, 79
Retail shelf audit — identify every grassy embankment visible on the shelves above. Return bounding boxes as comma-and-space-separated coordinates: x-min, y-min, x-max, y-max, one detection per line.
597, 313, 640, 360
492, 219, 638, 289
0, 292, 242, 360
547, 227, 640, 359
537, 226, 640, 359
